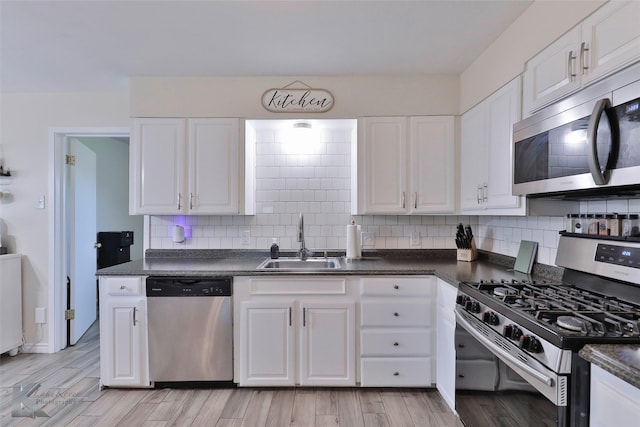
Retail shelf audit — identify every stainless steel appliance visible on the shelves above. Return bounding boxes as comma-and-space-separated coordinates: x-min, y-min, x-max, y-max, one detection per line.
146, 276, 233, 385
454, 235, 640, 427
513, 62, 640, 198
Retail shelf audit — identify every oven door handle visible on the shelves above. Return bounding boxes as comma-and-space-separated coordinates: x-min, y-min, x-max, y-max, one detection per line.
455, 310, 554, 388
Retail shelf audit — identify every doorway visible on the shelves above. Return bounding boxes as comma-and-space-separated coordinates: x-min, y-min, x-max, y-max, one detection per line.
48, 128, 143, 352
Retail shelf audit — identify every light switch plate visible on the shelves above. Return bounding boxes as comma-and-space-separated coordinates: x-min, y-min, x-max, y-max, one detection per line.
410, 231, 421, 247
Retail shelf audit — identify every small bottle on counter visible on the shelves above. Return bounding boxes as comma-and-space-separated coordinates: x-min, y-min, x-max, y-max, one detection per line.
574, 214, 586, 234
622, 214, 640, 237
587, 214, 599, 234
270, 238, 279, 259
598, 214, 610, 236
608, 213, 621, 237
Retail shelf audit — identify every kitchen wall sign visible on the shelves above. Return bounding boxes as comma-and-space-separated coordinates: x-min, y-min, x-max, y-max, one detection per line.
262, 80, 334, 113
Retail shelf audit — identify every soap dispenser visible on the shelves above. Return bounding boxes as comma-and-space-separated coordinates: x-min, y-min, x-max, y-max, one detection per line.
270, 238, 280, 259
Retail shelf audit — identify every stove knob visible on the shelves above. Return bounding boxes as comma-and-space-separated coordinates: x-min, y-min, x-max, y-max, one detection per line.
527, 336, 543, 353
518, 335, 530, 350
483, 311, 499, 325
456, 295, 467, 305
470, 301, 481, 313
503, 324, 513, 338
510, 326, 523, 341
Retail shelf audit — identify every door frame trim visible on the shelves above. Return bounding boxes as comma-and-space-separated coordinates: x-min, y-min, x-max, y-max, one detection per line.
48, 127, 129, 353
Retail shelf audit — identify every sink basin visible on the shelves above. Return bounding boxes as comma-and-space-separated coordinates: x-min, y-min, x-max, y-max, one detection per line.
257, 257, 342, 270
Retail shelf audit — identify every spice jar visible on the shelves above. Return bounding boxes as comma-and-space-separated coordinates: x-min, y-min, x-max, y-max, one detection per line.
598, 214, 610, 236
587, 214, 599, 235
608, 213, 621, 237
575, 214, 586, 234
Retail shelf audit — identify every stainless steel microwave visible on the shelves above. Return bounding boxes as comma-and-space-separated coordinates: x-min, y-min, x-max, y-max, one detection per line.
513, 62, 640, 198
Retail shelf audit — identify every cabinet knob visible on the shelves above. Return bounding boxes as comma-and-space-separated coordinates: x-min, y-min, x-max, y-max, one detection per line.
393, 372, 400, 376
393, 342, 399, 347
394, 285, 399, 290
393, 312, 399, 317
120, 285, 126, 290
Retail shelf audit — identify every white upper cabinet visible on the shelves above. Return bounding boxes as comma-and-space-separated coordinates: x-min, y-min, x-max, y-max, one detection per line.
461, 77, 525, 215
524, 1, 640, 115
410, 116, 456, 214
353, 116, 455, 215
581, 0, 640, 85
130, 117, 241, 215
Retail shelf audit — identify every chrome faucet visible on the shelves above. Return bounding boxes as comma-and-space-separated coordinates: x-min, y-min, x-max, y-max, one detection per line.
297, 213, 313, 260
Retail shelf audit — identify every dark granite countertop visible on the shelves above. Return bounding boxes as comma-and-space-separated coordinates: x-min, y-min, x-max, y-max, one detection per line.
580, 344, 640, 389
96, 249, 559, 286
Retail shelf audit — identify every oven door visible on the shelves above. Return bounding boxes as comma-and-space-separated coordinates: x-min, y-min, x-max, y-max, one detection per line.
455, 308, 569, 427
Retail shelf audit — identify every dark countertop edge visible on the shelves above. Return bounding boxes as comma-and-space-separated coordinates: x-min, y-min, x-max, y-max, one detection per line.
579, 344, 640, 389
144, 248, 458, 260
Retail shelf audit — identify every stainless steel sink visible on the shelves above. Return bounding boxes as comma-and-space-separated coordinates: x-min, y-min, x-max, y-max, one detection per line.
256, 257, 342, 270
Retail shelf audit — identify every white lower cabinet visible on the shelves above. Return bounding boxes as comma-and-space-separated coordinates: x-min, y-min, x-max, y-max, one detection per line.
590, 364, 640, 427
359, 277, 435, 387
99, 276, 150, 388
235, 277, 356, 387
436, 279, 458, 412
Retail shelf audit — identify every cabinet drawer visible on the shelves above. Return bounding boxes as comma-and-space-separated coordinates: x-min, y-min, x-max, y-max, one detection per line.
102, 277, 143, 296
249, 278, 346, 295
360, 357, 432, 387
360, 277, 433, 297
360, 329, 431, 357
361, 300, 431, 327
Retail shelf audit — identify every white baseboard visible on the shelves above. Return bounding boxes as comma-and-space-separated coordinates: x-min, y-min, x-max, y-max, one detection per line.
20, 343, 51, 354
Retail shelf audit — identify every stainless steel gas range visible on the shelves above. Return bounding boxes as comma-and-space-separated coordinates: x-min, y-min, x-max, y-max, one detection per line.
454, 235, 640, 427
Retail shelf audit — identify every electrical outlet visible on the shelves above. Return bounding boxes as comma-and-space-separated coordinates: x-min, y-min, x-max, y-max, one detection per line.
35, 307, 46, 324
241, 230, 250, 246
361, 232, 375, 248
410, 231, 421, 247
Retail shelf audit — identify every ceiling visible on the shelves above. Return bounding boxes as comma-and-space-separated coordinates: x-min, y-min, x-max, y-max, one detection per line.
0, 0, 533, 93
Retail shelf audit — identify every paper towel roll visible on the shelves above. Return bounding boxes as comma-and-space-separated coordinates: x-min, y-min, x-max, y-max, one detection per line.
173, 225, 185, 243
346, 223, 361, 259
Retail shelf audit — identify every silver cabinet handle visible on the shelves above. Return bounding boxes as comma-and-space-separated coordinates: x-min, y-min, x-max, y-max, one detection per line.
477, 185, 483, 204
414, 192, 418, 209
289, 307, 292, 326
483, 183, 488, 202
401, 192, 406, 209
177, 193, 182, 210
587, 98, 616, 185
133, 307, 138, 326
303, 307, 307, 327
580, 42, 589, 75
568, 50, 577, 81
189, 193, 194, 210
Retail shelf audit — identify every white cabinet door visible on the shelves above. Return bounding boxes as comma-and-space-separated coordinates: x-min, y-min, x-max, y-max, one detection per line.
485, 78, 521, 210
299, 301, 356, 386
130, 118, 185, 215
187, 118, 240, 214
410, 116, 456, 214
461, 77, 525, 215
100, 297, 149, 387
460, 103, 486, 212
239, 301, 295, 386
590, 364, 640, 427
436, 279, 457, 412
358, 117, 409, 214
582, 0, 640, 85
523, 27, 582, 114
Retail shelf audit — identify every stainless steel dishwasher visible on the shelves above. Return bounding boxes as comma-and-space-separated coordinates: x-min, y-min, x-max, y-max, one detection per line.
146, 276, 233, 384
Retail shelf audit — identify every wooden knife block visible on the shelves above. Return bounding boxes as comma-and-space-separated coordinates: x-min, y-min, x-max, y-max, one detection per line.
457, 238, 478, 262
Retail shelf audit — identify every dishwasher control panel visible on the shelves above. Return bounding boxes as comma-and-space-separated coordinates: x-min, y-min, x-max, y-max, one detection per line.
146, 276, 232, 297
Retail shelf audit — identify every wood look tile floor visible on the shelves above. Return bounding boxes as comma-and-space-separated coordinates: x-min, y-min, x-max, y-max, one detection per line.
0, 323, 463, 427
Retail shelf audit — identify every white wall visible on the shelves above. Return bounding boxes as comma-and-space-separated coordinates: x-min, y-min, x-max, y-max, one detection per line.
460, 0, 605, 112
77, 137, 144, 261
0, 91, 129, 351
